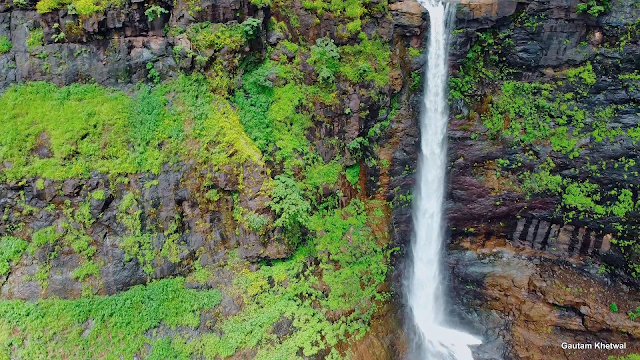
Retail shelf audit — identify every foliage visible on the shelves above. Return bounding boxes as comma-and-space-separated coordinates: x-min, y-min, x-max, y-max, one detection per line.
0, 236, 28, 276
575, 0, 611, 17
345, 164, 360, 185
184, 199, 390, 360
307, 37, 391, 87
185, 19, 259, 53
145, 5, 168, 21
36, 0, 125, 15
339, 38, 391, 87
448, 36, 497, 101
308, 37, 340, 84
267, 175, 311, 245
304, 159, 341, 189
310, 199, 389, 313
610, 302, 618, 313
0, 36, 11, 54
610, 355, 640, 360
233, 62, 311, 171
0, 278, 221, 359
0, 76, 258, 182
241, 18, 263, 39
26, 29, 44, 49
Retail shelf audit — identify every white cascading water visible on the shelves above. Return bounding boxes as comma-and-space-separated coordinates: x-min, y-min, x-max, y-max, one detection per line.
407, 1, 482, 359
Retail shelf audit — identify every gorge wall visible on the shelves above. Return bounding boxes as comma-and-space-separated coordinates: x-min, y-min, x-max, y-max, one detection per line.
0, 0, 638, 359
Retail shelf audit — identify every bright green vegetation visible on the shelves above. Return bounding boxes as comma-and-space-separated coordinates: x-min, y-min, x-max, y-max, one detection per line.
0, 278, 222, 359
233, 61, 314, 172
144, 5, 168, 21
307, 37, 391, 87
184, 19, 261, 54
0, 36, 11, 54
629, 307, 640, 321
611, 355, 640, 360
449, 32, 502, 102
0, 236, 28, 276
0, 76, 258, 182
575, 0, 611, 17
143, 199, 389, 360
267, 175, 311, 246
26, 29, 44, 49
346, 164, 361, 185
36, 0, 125, 15
298, 0, 386, 34
455, 26, 640, 277
1, 197, 390, 360
0, 3, 398, 358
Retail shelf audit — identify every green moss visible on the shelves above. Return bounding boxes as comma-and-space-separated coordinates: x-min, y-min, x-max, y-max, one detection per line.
267, 175, 311, 245
0, 236, 28, 276
36, 0, 125, 15
0, 36, 12, 54
610, 355, 640, 360
91, 189, 105, 201
0, 76, 258, 183
233, 62, 311, 171
345, 164, 360, 185
575, 0, 611, 17
566, 62, 597, 86
26, 29, 44, 49
305, 159, 341, 189
185, 199, 389, 360
0, 278, 221, 359
308, 38, 341, 84
32, 226, 62, 247
339, 38, 391, 87
70, 260, 100, 281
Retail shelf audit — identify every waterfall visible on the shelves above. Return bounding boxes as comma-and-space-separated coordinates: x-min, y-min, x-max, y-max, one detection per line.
406, 1, 482, 359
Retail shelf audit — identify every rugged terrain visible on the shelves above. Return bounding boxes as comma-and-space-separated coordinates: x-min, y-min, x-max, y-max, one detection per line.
0, 0, 638, 359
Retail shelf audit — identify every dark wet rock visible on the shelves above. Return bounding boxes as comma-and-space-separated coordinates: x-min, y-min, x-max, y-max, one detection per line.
272, 316, 294, 339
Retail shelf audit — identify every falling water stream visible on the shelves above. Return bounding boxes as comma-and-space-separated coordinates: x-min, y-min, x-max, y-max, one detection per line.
407, 1, 482, 359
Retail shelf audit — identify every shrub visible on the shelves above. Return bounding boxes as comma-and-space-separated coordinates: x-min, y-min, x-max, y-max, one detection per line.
26, 29, 44, 49
0, 236, 28, 276
308, 37, 340, 84
345, 164, 360, 185
267, 175, 311, 245
145, 5, 168, 21
0, 278, 221, 359
0, 36, 12, 54
576, 0, 611, 17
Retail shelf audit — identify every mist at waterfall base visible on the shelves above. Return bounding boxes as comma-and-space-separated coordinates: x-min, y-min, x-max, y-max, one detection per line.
405, 1, 482, 360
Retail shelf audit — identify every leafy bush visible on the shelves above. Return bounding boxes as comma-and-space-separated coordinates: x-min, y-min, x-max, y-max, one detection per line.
185, 19, 260, 53
267, 175, 311, 245
233, 62, 311, 170
308, 37, 340, 84
576, 0, 611, 17
339, 38, 391, 87
0, 236, 28, 276
0, 278, 221, 359
242, 17, 262, 39
145, 5, 168, 21
36, 0, 125, 15
0, 36, 11, 54
26, 29, 44, 49
345, 164, 360, 185
0, 76, 257, 182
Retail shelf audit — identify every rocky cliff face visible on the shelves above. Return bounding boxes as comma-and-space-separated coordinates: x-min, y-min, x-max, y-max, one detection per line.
0, 0, 638, 359
445, 0, 640, 359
